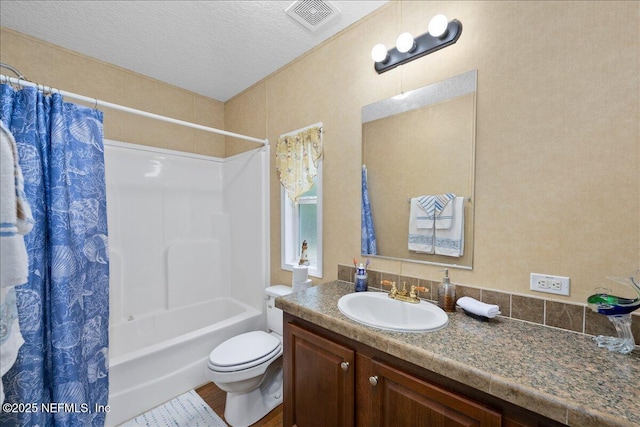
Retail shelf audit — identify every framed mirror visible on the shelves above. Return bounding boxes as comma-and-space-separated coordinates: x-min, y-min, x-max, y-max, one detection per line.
362, 70, 477, 269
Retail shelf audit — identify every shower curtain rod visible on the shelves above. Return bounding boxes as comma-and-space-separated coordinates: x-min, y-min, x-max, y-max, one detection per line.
0, 73, 268, 146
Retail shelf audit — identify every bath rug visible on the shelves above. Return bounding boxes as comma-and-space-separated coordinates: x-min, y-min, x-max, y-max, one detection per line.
121, 389, 227, 426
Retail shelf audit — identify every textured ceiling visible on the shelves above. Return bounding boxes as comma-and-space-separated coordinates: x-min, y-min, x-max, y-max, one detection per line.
1, 1, 389, 102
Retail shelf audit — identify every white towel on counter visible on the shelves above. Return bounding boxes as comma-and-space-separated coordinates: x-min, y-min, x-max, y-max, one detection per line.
434, 196, 464, 257
408, 198, 434, 253
457, 296, 501, 318
0, 121, 33, 288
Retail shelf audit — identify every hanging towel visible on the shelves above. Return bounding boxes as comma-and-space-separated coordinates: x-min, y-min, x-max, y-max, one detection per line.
361, 165, 377, 255
1, 287, 25, 405
416, 193, 455, 229
434, 196, 465, 257
408, 198, 434, 253
0, 121, 32, 288
0, 122, 31, 405
434, 196, 455, 229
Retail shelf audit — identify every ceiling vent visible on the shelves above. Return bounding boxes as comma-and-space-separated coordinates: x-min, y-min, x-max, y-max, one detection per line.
286, 0, 341, 31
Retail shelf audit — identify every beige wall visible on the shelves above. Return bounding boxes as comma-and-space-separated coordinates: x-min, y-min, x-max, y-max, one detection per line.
225, 0, 639, 303
0, 27, 227, 157
2, 1, 639, 304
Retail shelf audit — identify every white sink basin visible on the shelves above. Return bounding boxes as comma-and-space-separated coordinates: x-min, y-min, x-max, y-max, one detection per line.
337, 292, 449, 332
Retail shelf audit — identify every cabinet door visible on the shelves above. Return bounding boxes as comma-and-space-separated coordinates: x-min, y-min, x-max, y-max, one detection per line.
359, 355, 501, 427
284, 322, 355, 427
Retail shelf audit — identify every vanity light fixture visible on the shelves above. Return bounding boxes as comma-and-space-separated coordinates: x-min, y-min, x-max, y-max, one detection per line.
370, 43, 389, 63
396, 32, 416, 54
371, 14, 462, 74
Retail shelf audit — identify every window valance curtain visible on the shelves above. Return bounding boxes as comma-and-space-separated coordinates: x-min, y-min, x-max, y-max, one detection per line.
276, 125, 322, 203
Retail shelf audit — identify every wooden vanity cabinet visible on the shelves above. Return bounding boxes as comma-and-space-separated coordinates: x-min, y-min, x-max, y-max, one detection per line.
285, 316, 500, 427
284, 322, 355, 427
356, 354, 501, 427
284, 314, 566, 427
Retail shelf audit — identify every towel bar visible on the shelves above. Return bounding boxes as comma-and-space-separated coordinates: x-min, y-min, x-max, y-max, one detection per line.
407, 197, 471, 203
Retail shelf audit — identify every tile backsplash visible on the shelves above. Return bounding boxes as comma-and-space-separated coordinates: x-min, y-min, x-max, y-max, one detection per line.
337, 264, 640, 344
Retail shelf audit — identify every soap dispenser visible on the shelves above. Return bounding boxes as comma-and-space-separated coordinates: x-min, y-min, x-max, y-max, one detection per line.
437, 269, 456, 312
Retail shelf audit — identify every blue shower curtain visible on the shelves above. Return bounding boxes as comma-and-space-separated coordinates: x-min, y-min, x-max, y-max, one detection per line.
0, 84, 109, 427
361, 165, 377, 255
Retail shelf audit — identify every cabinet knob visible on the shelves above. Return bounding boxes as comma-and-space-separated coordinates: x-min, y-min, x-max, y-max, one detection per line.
369, 376, 379, 386
340, 362, 349, 371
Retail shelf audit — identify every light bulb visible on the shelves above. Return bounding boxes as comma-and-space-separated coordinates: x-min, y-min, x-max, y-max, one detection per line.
371, 43, 388, 63
396, 32, 415, 53
428, 14, 449, 38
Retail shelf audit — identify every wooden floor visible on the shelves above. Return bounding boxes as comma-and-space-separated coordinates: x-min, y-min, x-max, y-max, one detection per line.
196, 382, 283, 427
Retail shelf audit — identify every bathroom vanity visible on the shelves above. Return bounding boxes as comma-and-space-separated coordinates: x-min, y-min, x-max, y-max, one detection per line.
276, 282, 639, 427
284, 319, 508, 426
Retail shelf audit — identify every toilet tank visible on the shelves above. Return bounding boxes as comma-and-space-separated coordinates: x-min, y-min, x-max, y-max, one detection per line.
265, 285, 292, 336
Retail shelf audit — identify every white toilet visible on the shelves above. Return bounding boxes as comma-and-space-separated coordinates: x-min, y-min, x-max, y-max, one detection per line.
207, 285, 292, 427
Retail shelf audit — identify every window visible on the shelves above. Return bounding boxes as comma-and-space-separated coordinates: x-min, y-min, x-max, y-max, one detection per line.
281, 162, 322, 277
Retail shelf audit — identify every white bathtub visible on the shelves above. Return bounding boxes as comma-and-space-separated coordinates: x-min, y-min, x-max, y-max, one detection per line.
103, 141, 269, 425
105, 297, 263, 426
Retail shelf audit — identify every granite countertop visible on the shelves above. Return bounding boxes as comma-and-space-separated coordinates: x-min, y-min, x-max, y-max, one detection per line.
276, 281, 640, 427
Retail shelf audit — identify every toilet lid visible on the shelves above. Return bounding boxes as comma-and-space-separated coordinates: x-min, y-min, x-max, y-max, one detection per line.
209, 331, 280, 370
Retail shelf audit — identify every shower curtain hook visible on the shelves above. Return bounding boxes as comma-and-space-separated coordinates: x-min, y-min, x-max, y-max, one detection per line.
15, 76, 27, 90
93, 98, 99, 110
37, 82, 50, 95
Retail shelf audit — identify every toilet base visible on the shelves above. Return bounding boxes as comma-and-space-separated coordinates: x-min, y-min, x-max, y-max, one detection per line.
223, 359, 283, 427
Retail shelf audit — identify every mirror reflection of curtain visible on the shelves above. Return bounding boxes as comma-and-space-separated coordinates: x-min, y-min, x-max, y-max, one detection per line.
276, 125, 322, 203
361, 165, 377, 255
0, 84, 110, 426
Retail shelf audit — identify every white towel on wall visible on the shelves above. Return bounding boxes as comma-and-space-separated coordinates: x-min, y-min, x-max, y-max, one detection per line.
0, 121, 33, 288
434, 196, 465, 257
415, 211, 434, 229
408, 198, 434, 253
416, 194, 455, 229
0, 122, 30, 405
433, 197, 455, 230
415, 217, 435, 229
1, 287, 25, 405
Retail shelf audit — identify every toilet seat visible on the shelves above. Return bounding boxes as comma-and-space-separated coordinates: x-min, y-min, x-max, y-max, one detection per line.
208, 331, 281, 372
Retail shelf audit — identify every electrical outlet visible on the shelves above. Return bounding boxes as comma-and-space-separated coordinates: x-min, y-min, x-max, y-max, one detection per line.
530, 273, 570, 296
549, 279, 562, 290
537, 278, 549, 289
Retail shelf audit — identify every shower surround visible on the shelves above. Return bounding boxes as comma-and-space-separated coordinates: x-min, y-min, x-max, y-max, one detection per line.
102, 140, 269, 425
